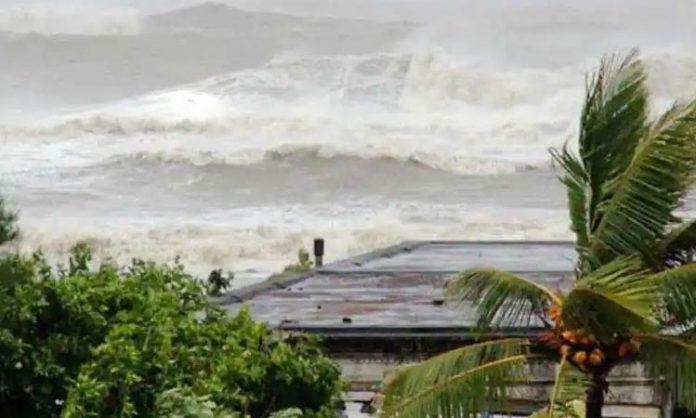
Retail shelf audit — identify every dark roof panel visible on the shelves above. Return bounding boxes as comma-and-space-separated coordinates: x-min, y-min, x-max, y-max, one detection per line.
223, 241, 576, 333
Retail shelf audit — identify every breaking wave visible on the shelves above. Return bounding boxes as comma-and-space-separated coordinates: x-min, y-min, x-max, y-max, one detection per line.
5, 48, 696, 177
3, 50, 583, 175
13, 204, 572, 283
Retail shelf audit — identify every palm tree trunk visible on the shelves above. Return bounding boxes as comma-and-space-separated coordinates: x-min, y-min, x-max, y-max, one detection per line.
585, 377, 605, 418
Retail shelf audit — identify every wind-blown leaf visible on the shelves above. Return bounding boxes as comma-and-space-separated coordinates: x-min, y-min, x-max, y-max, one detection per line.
448, 269, 561, 329
587, 100, 696, 267
548, 358, 589, 418
531, 357, 589, 418
641, 335, 696, 412
652, 263, 696, 330
579, 50, 648, 238
563, 257, 658, 342
550, 145, 591, 267
382, 339, 532, 418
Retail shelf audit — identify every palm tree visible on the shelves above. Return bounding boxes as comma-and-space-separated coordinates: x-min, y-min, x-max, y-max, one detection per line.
382, 50, 696, 418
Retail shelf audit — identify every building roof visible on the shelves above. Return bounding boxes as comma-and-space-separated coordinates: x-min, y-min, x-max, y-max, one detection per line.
221, 241, 576, 336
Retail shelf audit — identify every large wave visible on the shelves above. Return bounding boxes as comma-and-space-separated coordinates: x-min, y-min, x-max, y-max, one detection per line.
7, 48, 696, 177
2, 49, 587, 175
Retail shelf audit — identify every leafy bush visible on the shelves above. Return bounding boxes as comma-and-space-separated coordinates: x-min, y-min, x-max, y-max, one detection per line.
206, 269, 234, 296
0, 244, 343, 418
267, 250, 314, 283
0, 196, 18, 245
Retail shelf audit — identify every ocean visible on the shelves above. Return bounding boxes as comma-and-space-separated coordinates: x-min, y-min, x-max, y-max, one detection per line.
2, 0, 696, 286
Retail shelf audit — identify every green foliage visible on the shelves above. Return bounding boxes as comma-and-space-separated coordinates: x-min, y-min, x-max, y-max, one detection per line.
562, 257, 658, 342
530, 358, 588, 418
552, 51, 696, 273
654, 263, 696, 329
551, 50, 649, 271
284, 249, 313, 274
154, 388, 234, 418
447, 269, 561, 328
269, 408, 303, 418
587, 101, 696, 268
382, 339, 533, 418
67, 241, 92, 275
206, 269, 234, 296
0, 246, 342, 418
267, 249, 314, 282
641, 335, 696, 412
0, 196, 18, 246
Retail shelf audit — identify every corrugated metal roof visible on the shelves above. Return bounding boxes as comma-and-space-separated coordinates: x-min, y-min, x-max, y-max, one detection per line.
222, 241, 576, 332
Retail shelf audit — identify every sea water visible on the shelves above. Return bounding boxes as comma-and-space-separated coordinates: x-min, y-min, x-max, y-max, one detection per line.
1, 0, 696, 285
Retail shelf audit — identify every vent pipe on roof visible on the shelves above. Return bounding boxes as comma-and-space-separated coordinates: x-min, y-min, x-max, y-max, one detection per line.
314, 238, 324, 268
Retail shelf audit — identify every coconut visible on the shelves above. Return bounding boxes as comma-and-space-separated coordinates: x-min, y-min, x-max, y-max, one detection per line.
588, 348, 604, 365
572, 351, 587, 364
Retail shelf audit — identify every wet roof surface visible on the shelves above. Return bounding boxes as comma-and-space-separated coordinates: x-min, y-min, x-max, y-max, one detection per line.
222, 241, 576, 332
324, 241, 576, 273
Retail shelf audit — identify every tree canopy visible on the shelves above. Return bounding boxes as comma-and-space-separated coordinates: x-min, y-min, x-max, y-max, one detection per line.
0, 243, 343, 417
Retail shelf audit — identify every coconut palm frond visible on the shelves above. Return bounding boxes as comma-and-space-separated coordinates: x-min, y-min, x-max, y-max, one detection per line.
640, 334, 696, 412
651, 263, 696, 330
382, 338, 533, 418
550, 145, 591, 266
448, 269, 561, 329
551, 51, 649, 273
656, 219, 696, 267
562, 257, 658, 342
530, 357, 589, 418
548, 358, 589, 417
587, 99, 696, 267
578, 50, 648, 231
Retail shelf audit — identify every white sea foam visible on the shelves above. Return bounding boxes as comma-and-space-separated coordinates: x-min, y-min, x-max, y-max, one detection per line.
5, 48, 696, 178
2, 50, 585, 176
11, 204, 571, 284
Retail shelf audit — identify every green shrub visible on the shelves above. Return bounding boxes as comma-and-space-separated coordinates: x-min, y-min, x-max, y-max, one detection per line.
206, 269, 234, 296
0, 196, 18, 245
267, 249, 314, 283
0, 245, 343, 418
154, 388, 221, 418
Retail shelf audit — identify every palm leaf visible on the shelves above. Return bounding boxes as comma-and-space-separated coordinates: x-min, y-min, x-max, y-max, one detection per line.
448, 269, 561, 329
652, 263, 696, 330
578, 50, 649, 244
382, 338, 533, 418
562, 257, 658, 342
640, 334, 696, 412
551, 51, 649, 274
547, 357, 589, 418
530, 357, 589, 418
587, 99, 696, 267
550, 145, 591, 269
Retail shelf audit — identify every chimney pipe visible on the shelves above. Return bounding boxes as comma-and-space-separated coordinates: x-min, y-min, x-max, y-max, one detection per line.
313, 238, 324, 268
